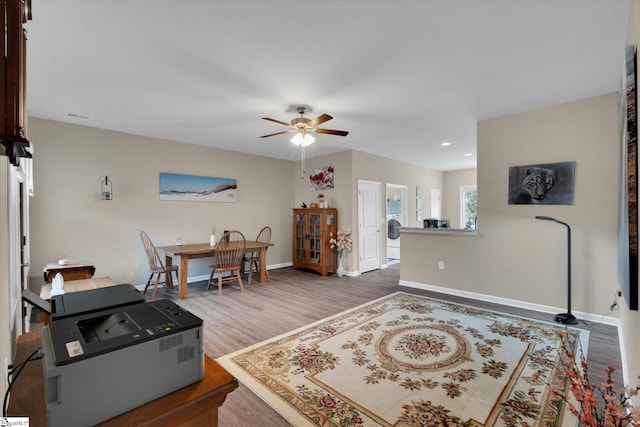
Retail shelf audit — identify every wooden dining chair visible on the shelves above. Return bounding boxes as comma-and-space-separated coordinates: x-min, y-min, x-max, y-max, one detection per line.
247, 226, 271, 284
140, 231, 179, 301
208, 230, 246, 296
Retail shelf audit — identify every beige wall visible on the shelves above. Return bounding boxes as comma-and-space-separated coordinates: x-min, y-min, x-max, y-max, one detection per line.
442, 168, 477, 229
401, 93, 619, 319
622, 0, 640, 390
351, 150, 443, 228
351, 151, 443, 271
293, 149, 354, 231
28, 118, 295, 288
293, 150, 443, 273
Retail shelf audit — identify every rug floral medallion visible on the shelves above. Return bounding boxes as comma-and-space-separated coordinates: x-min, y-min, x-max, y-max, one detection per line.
217, 292, 588, 427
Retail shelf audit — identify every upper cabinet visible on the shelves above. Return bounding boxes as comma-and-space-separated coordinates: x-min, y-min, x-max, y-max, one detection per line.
1, 0, 33, 165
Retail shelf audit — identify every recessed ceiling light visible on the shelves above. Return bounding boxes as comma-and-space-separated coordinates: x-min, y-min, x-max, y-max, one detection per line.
441, 142, 451, 146
464, 153, 473, 157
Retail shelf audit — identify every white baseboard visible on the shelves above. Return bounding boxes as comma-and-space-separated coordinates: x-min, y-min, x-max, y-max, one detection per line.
269, 261, 292, 270
398, 279, 621, 327
342, 270, 360, 277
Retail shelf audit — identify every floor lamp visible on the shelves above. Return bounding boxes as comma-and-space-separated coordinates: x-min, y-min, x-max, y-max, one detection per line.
535, 216, 579, 325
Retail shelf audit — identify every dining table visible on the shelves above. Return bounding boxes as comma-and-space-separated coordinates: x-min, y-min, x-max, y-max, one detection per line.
156, 241, 272, 299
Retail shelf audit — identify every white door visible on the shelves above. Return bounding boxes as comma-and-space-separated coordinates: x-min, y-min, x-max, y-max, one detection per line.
358, 180, 381, 273
430, 188, 442, 219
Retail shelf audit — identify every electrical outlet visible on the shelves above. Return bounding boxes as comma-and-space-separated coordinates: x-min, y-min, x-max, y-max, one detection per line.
438, 261, 445, 270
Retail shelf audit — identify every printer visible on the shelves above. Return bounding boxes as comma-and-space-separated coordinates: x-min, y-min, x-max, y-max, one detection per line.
42, 298, 204, 427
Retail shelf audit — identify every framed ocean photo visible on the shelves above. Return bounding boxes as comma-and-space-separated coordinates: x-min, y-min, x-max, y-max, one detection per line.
159, 172, 237, 202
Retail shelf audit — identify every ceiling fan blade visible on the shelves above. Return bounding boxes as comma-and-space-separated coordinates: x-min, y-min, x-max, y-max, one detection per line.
307, 114, 333, 128
262, 117, 292, 127
260, 130, 292, 138
313, 128, 349, 137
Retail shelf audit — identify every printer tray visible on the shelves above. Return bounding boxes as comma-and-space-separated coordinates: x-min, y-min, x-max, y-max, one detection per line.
51, 283, 144, 320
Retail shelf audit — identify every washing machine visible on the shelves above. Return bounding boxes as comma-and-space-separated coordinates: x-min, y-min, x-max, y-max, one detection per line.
387, 214, 403, 260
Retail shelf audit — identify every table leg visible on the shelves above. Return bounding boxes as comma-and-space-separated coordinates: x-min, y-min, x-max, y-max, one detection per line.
258, 249, 267, 284
164, 254, 175, 289
164, 255, 175, 289
179, 255, 189, 299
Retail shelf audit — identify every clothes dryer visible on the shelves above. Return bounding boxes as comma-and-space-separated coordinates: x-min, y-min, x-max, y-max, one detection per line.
387, 214, 403, 259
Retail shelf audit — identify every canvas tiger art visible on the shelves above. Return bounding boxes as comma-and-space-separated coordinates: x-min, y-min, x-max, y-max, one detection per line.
508, 161, 575, 205
520, 166, 556, 202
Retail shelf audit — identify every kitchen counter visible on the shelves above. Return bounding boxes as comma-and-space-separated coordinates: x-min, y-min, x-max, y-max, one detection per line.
400, 227, 477, 236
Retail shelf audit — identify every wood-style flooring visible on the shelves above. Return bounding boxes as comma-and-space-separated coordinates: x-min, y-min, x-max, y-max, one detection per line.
152, 264, 623, 427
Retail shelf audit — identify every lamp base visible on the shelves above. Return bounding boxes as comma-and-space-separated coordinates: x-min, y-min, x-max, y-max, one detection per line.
554, 312, 578, 325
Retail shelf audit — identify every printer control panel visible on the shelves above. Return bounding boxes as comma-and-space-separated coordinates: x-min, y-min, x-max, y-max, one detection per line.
147, 321, 178, 335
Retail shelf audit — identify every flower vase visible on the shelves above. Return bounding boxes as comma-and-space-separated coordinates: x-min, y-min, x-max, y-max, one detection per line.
210, 234, 216, 247
337, 255, 345, 277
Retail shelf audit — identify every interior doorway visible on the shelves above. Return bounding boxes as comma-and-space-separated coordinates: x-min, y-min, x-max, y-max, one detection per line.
357, 180, 381, 273
386, 184, 407, 265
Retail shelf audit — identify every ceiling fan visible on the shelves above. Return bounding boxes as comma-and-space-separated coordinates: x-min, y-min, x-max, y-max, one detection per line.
260, 106, 349, 146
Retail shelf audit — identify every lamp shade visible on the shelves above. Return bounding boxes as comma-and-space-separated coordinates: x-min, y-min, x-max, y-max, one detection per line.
290, 132, 315, 147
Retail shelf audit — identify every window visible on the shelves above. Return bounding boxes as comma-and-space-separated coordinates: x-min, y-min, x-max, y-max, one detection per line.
460, 185, 477, 230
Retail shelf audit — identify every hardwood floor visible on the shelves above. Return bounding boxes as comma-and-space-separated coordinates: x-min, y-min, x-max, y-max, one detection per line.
152, 264, 623, 427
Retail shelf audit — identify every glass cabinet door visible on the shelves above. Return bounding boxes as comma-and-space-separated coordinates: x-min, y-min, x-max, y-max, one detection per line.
309, 213, 321, 264
294, 213, 307, 262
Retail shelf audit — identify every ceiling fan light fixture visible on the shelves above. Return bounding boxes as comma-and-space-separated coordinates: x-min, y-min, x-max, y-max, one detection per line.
290, 132, 315, 147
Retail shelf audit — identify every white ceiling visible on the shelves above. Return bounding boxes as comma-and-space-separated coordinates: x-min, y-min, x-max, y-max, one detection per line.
26, 0, 630, 171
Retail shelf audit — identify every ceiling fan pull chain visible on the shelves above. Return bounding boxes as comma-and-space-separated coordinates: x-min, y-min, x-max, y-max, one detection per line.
301, 145, 306, 179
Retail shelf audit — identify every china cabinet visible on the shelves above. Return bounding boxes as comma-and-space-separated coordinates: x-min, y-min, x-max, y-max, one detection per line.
292, 208, 337, 276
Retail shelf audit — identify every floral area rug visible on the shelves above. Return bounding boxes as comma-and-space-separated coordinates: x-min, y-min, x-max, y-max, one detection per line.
216, 291, 588, 426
